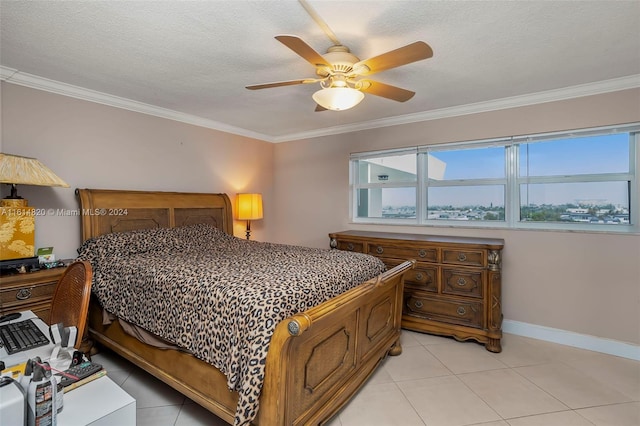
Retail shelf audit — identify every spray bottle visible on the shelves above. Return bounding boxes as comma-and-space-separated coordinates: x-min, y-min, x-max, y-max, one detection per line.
26, 362, 57, 426
19, 357, 41, 392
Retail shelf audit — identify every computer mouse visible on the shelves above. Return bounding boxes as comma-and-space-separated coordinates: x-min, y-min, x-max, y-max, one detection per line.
0, 312, 21, 323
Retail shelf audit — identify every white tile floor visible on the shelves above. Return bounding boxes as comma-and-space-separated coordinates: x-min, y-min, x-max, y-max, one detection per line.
92, 331, 640, 426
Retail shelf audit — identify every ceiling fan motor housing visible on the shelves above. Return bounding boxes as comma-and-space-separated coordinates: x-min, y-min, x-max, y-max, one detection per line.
316, 45, 363, 76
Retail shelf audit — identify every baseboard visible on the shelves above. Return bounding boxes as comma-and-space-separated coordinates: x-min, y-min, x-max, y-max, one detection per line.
502, 319, 640, 361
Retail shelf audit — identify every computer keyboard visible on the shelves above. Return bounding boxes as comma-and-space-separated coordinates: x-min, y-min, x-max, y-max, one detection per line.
0, 319, 50, 355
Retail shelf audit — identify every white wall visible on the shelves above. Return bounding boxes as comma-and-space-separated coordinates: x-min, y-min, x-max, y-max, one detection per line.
1, 83, 275, 258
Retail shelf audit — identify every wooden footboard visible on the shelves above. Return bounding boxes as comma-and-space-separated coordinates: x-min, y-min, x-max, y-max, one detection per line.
88, 261, 413, 425
257, 260, 413, 425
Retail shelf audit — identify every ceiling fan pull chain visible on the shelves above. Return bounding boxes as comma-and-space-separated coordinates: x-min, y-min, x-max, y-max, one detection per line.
298, 0, 342, 46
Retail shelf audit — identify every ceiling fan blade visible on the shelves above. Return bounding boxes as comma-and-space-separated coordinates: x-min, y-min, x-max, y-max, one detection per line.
246, 79, 318, 90
353, 41, 433, 76
315, 104, 327, 112
357, 80, 416, 102
275, 35, 332, 68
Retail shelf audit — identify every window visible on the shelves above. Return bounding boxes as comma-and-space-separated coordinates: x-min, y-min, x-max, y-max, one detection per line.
353, 149, 417, 220
517, 133, 632, 226
350, 124, 638, 232
424, 145, 506, 222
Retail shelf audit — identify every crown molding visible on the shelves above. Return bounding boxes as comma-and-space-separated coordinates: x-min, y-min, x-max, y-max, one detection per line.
273, 74, 640, 142
0, 66, 271, 142
2, 65, 639, 144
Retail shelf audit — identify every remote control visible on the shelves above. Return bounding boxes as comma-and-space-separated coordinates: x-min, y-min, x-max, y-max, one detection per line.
58, 361, 103, 387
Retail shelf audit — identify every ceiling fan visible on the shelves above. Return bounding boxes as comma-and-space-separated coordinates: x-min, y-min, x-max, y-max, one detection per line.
246, 0, 433, 112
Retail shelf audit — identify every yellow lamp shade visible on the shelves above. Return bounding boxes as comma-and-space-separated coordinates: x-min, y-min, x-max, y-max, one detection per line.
236, 193, 263, 220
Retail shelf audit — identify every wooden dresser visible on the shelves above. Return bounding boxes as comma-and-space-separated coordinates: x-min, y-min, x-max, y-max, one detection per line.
0, 268, 65, 321
329, 230, 504, 352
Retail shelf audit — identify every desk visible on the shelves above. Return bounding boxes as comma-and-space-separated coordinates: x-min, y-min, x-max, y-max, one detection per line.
1, 311, 136, 425
58, 376, 136, 426
0, 310, 56, 367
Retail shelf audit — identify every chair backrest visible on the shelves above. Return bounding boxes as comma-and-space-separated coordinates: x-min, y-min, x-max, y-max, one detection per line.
49, 261, 93, 348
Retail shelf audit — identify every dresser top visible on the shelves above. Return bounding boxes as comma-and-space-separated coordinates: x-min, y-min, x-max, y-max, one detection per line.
0, 267, 65, 285
329, 230, 504, 249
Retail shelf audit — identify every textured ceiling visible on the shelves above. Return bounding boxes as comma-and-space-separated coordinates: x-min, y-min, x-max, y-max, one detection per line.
1, 1, 639, 142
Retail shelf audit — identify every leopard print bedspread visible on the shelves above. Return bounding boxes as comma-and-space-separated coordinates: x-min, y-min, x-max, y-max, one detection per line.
77, 224, 385, 425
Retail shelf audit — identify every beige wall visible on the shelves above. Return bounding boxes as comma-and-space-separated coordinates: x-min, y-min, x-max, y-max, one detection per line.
2, 82, 639, 346
273, 89, 640, 345
1, 83, 275, 256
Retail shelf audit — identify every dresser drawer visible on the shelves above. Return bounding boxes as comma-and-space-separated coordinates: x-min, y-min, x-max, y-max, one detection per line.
334, 240, 365, 253
384, 259, 437, 292
368, 243, 437, 262
442, 269, 483, 298
0, 281, 56, 307
407, 266, 438, 292
442, 249, 484, 267
0, 268, 64, 319
404, 294, 484, 328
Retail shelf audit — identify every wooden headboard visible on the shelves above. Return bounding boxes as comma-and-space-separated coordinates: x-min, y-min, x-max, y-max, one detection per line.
76, 188, 234, 241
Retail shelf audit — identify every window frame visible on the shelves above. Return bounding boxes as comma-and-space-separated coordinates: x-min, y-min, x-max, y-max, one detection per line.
350, 147, 418, 225
350, 124, 639, 233
419, 139, 510, 225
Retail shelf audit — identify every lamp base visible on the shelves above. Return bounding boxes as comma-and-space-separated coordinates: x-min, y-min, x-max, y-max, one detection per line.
244, 220, 251, 240
0, 204, 35, 260
1, 199, 28, 208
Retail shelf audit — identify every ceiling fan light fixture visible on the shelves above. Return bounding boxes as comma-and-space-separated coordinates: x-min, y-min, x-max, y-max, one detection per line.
312, 87, 364, 111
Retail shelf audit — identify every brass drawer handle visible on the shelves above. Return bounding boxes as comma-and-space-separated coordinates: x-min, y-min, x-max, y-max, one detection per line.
418, 249, 427, 258
457, 307, 466, 316
376, 246, 384, 254
415, 272, 424, 281
347, 243, 354, 251
414, 300, 424, 309
457, 278, 467, 286
16, 288, 32, 300
457, 253, 467, 262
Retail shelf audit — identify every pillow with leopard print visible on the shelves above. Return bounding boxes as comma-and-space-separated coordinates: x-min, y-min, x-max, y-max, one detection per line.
77, 226, 185, 265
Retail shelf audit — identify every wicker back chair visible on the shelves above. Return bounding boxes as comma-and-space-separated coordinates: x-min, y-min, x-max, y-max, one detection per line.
49, 261, 93, 348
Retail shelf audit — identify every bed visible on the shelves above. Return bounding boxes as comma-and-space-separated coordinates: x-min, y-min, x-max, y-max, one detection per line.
75, 188, 413, 425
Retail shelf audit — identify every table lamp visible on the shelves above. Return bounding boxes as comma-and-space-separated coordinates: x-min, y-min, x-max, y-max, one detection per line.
236, 193, 263, 240
0, 153, 69, 260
